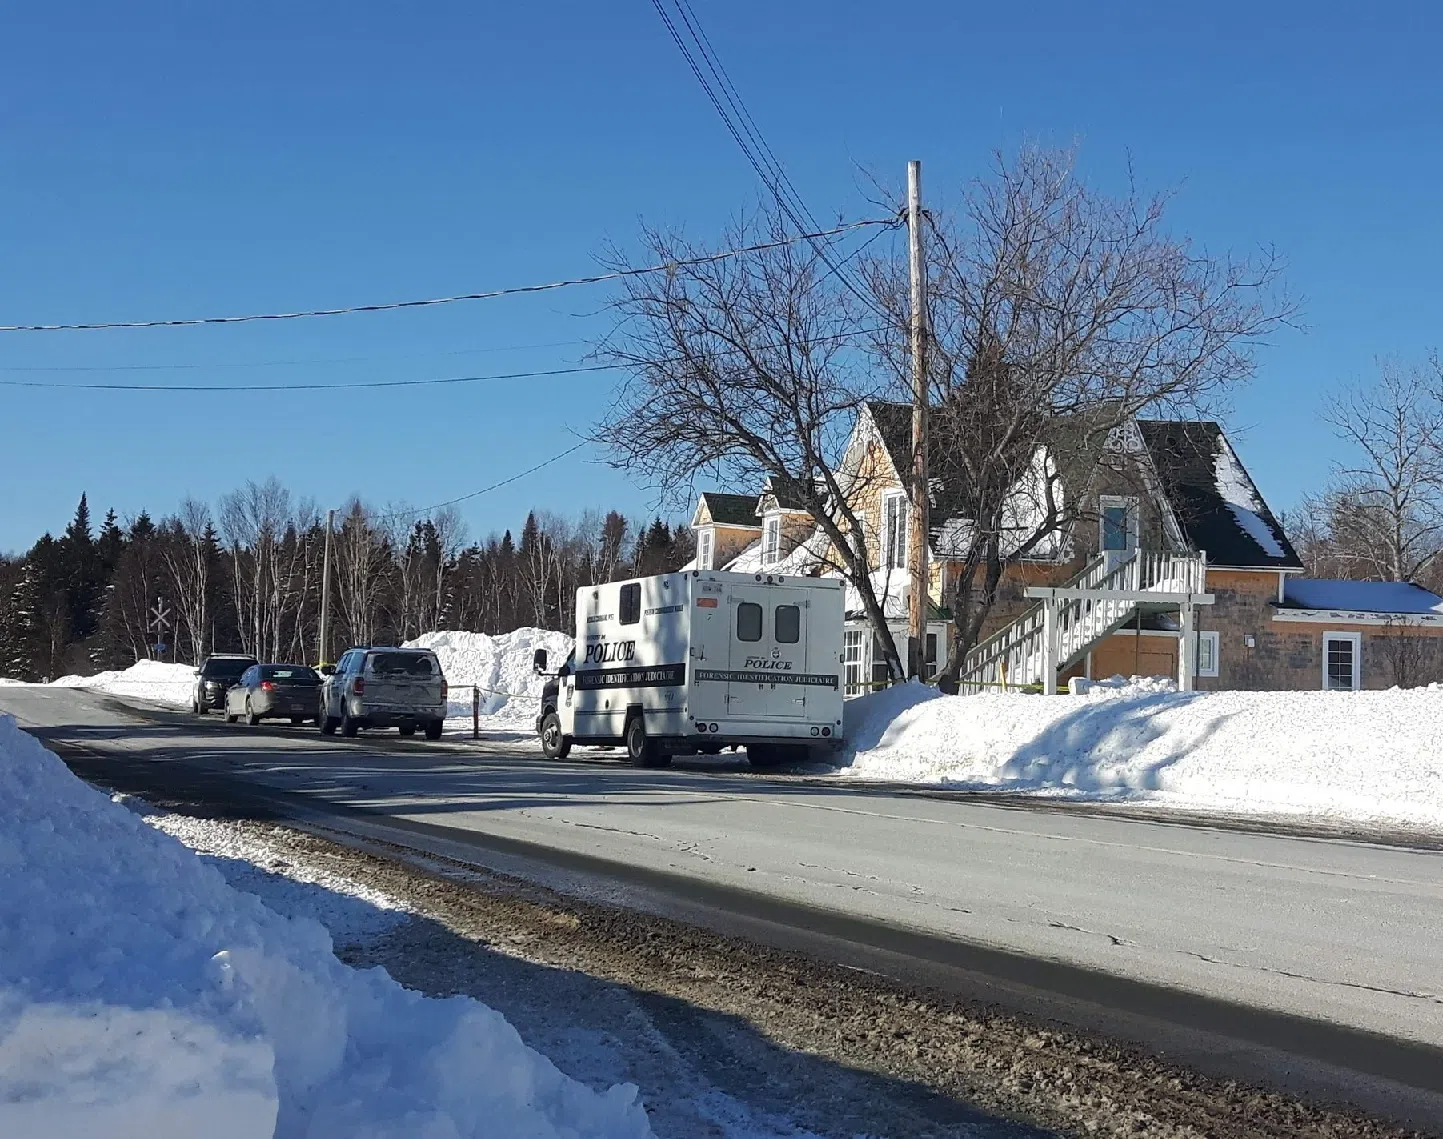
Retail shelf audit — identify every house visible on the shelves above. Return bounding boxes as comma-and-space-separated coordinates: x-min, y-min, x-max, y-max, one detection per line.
688, 402, 1443, 695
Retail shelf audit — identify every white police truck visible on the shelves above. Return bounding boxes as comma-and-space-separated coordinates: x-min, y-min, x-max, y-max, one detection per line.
533, 569, 845, 768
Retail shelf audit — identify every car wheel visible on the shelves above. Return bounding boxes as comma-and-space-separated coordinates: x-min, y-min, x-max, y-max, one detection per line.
225, 708, 238, 724
340, 708, 359, 738
625, 715, 669, 768
247, 700, 262, 727
424, 720, 443, 741
399, 724, 416, 738
540, 711, 571, 760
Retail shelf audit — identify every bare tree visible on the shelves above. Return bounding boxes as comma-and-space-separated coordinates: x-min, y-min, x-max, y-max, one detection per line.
1311, 358, 1443, 583
597, 207, 909, 679
334, 499, 390, 649
159, 499, 216, 664
865, 146, 1292, 689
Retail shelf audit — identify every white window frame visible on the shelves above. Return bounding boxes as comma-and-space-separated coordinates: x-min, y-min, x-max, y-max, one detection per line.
696, 528, 714, 571
1098, 494, 1140, 553
761, 516, 781, 566
1322, 631, 1362, 691
843, 629, 866, 696
1195, 630, 1220, 678
881, 491, 908, 570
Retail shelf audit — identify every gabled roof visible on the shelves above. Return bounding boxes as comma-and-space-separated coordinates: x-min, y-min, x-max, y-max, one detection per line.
1135, 421, 1303, 570
696, 492, 761, 528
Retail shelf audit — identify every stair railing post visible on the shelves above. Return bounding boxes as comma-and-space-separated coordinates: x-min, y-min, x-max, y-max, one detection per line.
1178, 597, 1196, 692
1042, 597, 1059, 695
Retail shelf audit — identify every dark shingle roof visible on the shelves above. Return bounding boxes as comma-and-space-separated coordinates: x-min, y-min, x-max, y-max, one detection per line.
699, 492, 761, 528
1136, 421, 1303, 570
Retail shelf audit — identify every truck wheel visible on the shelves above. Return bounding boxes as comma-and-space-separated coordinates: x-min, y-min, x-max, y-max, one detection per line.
747, 744, 784, 769
423, 720, 443, 741
399, 724, 416, 737
320, 712, 337, 736
340, 708, 359, 738
196, 701, 207, 717
625, 715, 670, 768
540, 711, 571, 760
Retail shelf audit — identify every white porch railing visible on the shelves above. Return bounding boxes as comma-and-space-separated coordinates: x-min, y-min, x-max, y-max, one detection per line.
959, 549, 1209, 693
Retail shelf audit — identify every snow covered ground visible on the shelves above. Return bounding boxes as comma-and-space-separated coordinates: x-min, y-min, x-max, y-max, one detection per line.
51, 658, 197, 709
840, 678, 1443, 832
0, 713, 652, 1139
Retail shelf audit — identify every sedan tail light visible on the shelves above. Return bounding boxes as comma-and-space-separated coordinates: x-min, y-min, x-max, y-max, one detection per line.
260, 681, 276, 692
353, 677, 365, 696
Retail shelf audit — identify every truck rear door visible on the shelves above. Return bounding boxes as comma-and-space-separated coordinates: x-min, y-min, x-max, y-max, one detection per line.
726, 587, 810, 721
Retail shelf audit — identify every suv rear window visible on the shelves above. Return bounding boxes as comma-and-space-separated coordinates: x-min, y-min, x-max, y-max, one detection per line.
261, 665, 320, 685
369, 652, 436, 677
202, 657, 255, 680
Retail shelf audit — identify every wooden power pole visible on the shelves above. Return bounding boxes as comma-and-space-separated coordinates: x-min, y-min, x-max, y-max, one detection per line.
906, 159, 929, 678
318, 508, 335, 667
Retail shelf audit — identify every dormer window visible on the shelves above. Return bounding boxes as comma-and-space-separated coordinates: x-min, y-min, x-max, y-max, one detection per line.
696, 528, 714, 570
762, 516, 781, 566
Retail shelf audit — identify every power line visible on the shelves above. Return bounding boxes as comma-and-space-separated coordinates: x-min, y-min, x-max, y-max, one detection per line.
1, 327, 888, 393
367, 442, 589, 524
0, 362, 619, 393
0, 219, 888, 334
0, 338, 587, 373
648, 0, 888, 317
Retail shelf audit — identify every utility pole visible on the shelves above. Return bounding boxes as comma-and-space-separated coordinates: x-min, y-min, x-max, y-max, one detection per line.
906, 159, 929, 679
318, 508, 335, 667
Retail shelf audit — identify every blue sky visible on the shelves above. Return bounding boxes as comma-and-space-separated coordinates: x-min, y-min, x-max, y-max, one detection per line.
2, 1, 1440, 552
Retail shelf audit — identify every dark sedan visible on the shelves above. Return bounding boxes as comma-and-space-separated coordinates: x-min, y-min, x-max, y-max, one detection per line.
224, 663, 323, 725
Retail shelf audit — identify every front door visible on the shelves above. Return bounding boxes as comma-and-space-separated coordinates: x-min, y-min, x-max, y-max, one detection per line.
727, 590, 810, 721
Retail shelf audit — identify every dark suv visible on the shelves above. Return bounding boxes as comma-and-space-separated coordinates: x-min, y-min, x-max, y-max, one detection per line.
192, 653, 258, 715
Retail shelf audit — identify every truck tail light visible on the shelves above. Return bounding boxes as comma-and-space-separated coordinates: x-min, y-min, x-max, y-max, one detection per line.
353, 677, 365, 696
440, 680, 448, 701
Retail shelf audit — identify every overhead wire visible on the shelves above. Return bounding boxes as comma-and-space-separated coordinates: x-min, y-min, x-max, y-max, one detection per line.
647, 0, 891, 317
366, 442, 590, 524
0, 219, 887, 334
0, 326, 887, 393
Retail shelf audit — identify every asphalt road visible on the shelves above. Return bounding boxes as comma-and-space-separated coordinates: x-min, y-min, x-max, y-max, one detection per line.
6, 685, 1443, 1129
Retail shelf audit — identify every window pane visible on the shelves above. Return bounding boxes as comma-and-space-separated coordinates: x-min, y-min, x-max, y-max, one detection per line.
1102, 506, 1129, 551
1326, 637, 1355, 690
775, 605, 800, 643
737, 602, 763, 642
619, 582, 641, 625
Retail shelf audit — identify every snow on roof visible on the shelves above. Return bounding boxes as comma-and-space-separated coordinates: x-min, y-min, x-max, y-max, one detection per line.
1213, 438, 1287, 560
845, 568, 910, 621
1282, 578, 1443, 615
722, 529, 828, 575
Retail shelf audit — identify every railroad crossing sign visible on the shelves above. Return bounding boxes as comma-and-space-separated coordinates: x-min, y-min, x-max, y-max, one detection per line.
149, 597, 171, 656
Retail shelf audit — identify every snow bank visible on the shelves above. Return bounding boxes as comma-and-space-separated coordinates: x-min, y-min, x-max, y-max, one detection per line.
406, 628, 573, 725
0, 714, 652, 1139
50, 659, 197, 709
840, 679, 1443, 831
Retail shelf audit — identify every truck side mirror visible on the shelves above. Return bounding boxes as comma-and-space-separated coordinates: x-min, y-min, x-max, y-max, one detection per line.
532, 648, 548, 675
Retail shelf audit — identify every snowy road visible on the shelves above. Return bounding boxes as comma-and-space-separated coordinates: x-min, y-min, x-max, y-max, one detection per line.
5, 686, 1443, 1128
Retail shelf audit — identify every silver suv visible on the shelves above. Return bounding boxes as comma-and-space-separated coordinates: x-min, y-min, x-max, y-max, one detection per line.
319, 647, 448, 740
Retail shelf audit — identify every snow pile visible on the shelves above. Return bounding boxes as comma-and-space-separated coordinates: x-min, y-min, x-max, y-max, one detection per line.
0, 714, 652, 1139
840, 679, 1443, 831
405, 628, 573, 724
51, 659, 197, 708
